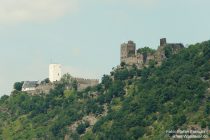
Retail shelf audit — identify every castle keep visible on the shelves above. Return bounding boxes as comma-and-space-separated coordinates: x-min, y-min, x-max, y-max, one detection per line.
49, 64, 62, 82
120, 38, 184, 68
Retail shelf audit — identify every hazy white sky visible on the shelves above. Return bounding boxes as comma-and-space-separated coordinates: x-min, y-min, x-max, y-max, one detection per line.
0, 0, 210, 96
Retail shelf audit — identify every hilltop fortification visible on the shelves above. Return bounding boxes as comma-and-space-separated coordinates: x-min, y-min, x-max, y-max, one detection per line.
75, 78, 99, 91
120, 38, 184, 68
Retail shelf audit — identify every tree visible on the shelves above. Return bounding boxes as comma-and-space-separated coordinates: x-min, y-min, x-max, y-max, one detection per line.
61, 73, 73, 85
164, 46, 173, 58
114, 69, 129, 80
120, 62, 126, 67
172, 115, 186, 126
72, 80, 78, 91
130, 126, 145, 139
41, 78, 50, 84
148, 60, 156, 68
200, 120, 206, 128
0, 95, 9, 104
137, 47, 156, 54
101, 75, 112, 90
61, 73, 78, 90
13, 81, 24, 91
109, 80, 125, 97
205, 104, 210, 115
76, 123, 86, 134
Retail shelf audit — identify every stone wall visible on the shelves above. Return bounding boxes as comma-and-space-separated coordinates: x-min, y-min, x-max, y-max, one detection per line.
25, 84, 54, 95
75, 78, 99, 91
120, 38, 184, 67
167, 43, 184, 53
24, 78, 99, 95
120, 41, 136, 62
35, 83, 54, 94
121, 56, 139, 65
145, 53, 156, 64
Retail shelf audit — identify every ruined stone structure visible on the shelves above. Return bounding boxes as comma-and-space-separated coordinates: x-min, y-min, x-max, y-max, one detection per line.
33, 83, 55, 94
120, 38, 184, 68
75, 78, 99, 91
120, 41, 136, 62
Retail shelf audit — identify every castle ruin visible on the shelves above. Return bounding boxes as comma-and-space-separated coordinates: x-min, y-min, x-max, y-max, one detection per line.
74, 78, 99, 91
120, 38, 184, 68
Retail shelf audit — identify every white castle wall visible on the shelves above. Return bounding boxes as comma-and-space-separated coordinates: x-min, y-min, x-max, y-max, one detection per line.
49, 64, 62, 82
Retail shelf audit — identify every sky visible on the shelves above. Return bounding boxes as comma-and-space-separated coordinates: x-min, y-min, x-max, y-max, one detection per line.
0, 0, 210, 96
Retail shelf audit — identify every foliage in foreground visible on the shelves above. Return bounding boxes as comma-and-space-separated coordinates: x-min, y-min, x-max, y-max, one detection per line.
0, 40, 210, 140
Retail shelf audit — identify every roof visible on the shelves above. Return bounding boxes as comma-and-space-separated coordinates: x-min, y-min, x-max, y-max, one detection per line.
22, 81, 38, 89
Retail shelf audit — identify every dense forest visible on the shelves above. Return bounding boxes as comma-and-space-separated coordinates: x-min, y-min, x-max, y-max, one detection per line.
0, 40, 210, 140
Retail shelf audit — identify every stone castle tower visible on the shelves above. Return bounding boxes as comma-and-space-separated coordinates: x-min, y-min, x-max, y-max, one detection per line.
120, 38, 184, 68
160, 38, 167, 46
49, 64, 62, 82
120, 41, 136, 62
